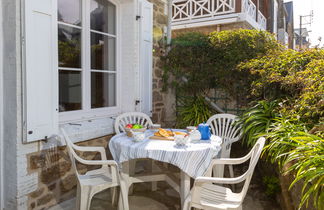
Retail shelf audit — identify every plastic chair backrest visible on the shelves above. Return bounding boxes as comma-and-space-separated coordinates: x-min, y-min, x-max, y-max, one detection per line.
61, 129, 108, 178
207, 114, 242, 157
238, 137, 265, 200
114, 112, 153, 134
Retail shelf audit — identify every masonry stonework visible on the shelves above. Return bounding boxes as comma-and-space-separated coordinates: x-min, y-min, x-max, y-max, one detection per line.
27, 136, 113, 209
148, 0, 176, 126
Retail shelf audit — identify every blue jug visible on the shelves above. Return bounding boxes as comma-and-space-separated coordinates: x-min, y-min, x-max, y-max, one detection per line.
198, 123, 211, 140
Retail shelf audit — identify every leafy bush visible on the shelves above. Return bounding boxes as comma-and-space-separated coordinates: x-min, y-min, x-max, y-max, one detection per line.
263, 176, 281, 197
239, 49, 324, 133
283, 133, 324, 209
176, 96, 212, 128
162, 32, 217, 95
163, 30, 282, 103
238, 100, 279, 147
209, 30, 283, 99
264, 118, 307, 167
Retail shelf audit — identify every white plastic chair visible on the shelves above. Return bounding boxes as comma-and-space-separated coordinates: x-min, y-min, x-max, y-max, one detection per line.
114, 112, 153, 134
61, 129, 127, 210
183, 137, 265, 210
207, 114, 242, 178
114, 112, 156, 192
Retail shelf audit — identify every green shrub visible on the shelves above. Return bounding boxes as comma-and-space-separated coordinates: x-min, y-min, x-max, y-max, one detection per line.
283, 133, 324, 209
239, 49, 324, 133
264, 118, 307, 167
262, 176, 281, 197
176, 96, 212, 128
162, 32, 217, 95
237, 100, 279, 147
163, 30, 282, 104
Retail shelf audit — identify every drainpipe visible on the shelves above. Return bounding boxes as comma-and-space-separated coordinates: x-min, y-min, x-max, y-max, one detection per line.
166, 0, 172, 46
216, 25, 221, 32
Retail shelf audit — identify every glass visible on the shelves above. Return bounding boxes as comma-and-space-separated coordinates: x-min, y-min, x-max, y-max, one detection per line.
91, 32, 116, 70
91, 72, 116, 108
58, 24, 82, 68
58, 0, 82, 26
90, 0, 116, 34
59, 70, 82, 112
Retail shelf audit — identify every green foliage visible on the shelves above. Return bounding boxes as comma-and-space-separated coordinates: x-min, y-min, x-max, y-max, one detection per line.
176, 96, 212, 128
163, 30, 282, 102
239, 49, 324, 132
162, 32, 217, 95
262, 176, 281, 197
209, 30, 283, 99
282, 133, 324, 209
264, 118, 307, 167
237, 100, 279, 147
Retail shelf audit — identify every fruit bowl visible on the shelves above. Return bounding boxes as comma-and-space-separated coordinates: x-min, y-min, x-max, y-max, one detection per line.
125, 124, 147, 137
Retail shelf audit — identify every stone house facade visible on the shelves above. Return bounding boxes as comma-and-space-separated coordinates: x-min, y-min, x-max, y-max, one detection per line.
0, 0, 172, 209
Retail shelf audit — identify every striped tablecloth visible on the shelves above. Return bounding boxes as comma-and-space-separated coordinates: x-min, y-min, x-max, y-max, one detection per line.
108, 130, 222, 178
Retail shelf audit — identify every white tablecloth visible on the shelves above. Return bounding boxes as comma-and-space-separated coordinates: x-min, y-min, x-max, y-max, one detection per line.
109, 130, 222, 178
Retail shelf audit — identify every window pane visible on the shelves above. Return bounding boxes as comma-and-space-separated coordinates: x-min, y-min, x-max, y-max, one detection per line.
90, 0, 116, 34
58, 0, 81, 26
59, 70, 82, 112
91, 33, 116, 70
91, 73, 116, 108
58, 25, 82, 68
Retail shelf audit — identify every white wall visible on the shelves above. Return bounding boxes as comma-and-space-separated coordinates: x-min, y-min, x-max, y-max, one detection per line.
2, 0, 41, 208
0, 0, 4, 207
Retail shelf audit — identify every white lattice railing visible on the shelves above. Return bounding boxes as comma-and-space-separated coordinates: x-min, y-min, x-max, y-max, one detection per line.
172, 0, 236, 22
258, 11, 267, 30
172, 0, 267, 30
242, 0, 256, 21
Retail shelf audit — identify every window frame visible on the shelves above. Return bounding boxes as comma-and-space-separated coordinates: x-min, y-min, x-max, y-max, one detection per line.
58, 0, 121, 123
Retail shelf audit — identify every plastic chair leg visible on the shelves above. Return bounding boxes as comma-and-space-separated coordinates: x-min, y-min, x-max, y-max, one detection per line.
229, 165, 236, 191
151, 160, 159, 191
128, 160, 136, 195
229, 165, 234, 178
120, 180, 130, 210
76, 185, 81, 210
111, 187, 118, 206
78, 187, 91, 210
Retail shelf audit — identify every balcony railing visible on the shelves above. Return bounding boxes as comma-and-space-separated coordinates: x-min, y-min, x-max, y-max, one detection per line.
172, 0, 267, 30
257, 11, 267, 30
172, 0, 236, 22
242, 0, 256, 20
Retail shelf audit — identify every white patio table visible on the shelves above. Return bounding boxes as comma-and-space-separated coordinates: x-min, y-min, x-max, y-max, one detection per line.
108, 129, 222, 210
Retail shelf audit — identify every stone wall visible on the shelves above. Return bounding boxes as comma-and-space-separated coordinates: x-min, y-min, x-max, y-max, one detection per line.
27, 136, 113, 210
149, 0, 176, 127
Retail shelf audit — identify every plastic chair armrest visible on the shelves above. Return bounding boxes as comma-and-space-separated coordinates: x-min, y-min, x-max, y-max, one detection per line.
195, 173, 247, 185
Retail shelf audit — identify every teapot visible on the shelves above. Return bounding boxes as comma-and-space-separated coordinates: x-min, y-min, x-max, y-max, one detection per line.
189, 129, 201, 141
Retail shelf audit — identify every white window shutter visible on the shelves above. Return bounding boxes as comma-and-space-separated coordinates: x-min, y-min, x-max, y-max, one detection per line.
23, 0, 58, 142
139, 0, 153, 116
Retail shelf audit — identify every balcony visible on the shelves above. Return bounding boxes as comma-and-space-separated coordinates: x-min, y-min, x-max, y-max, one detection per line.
172, 0, 267, 30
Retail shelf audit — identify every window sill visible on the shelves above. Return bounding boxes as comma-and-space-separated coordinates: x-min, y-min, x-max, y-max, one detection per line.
59, 116, 116, 144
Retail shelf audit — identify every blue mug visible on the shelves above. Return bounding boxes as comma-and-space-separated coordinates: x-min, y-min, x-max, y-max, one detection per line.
198, 123, 211, 140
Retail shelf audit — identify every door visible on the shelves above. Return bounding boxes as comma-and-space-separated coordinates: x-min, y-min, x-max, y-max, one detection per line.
138, 0, 153, 116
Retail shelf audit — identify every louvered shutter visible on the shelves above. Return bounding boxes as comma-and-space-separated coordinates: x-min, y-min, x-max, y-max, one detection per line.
23, 0, 58, 142
139, 0, 153, 116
